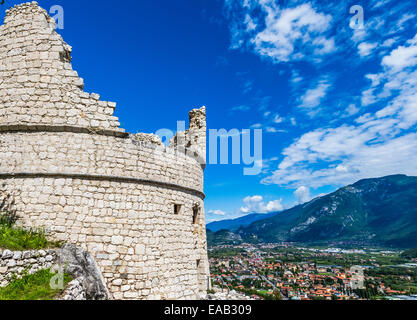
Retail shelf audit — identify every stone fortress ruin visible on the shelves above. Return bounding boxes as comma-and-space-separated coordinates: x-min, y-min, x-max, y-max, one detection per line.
0, 2, 210, 300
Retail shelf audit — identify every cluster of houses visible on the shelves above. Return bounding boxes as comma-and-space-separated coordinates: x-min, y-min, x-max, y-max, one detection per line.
209, 244, 413, 300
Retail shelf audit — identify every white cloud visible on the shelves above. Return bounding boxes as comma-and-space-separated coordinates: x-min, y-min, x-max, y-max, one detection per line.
225, 1, 335, 63
259, 157, 280, 173
352, 29, 367, 43
298, 80, 331, 115
358, 42, 378, 57
240, 195, 284, 214
291, 70, 303, 84
253, 3, 334, 62
224, 2, 417, 191
208, 209, 226, 216
262, 33, 417, 188
243, 80, 254, 93
263, 132, 417, 188
381, 38, 398, 48
382, 34, 417, 69
273, 114, 285, 124
361, 88, 377, 106
395, 13, 416, 32
372, 0, 392, 9
349, 2, 414, 54
251, 112, 286, 134
244, 13, 257, 31
294, 186, 311, 204
230, 105, 251, 112
361, 74, 383, 106
345, 104, 360, 116
266, 126, 285, 133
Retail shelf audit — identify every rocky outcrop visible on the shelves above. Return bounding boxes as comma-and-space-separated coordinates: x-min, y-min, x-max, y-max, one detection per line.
56, 244, 109, 300
0, 244, 109, 300
59, 277, 87, 300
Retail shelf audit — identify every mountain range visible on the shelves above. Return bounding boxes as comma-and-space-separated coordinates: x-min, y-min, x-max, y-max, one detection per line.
206, 212, 278, 232
207, 175, 417, 248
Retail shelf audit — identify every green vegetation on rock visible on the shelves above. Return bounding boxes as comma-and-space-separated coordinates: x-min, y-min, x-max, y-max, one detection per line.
0, 214, 61, 251
207, 229, 242, 246
0, 269, 72, 300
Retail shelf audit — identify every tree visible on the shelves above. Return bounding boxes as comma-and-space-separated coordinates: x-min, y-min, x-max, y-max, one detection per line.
272, 289, 283, 300
401, 247, 417, 260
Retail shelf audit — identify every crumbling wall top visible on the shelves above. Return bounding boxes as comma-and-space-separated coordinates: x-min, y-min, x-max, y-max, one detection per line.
169, 106, 207, 166
0, 2, 124, 134
189, 106, 206, 130
5, 1, 48, 18
0, 2, 207, 165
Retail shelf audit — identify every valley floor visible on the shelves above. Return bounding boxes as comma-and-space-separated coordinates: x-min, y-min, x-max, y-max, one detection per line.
209, 243, 417, 300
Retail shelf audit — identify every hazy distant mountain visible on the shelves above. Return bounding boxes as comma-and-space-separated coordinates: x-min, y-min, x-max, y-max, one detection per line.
401, 247, 417, 259
206, 212, 279, 232
206, 229, 243, 246
210, 175, 417, 248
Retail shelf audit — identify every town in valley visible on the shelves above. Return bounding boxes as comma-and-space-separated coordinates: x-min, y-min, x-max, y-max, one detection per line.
209, 244, 417, 300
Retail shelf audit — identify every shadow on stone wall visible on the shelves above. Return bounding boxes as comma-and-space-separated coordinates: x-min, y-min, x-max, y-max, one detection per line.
0, 184, 17, 225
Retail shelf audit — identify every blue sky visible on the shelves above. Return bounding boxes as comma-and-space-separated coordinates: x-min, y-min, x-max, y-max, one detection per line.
2, 0, 417, 223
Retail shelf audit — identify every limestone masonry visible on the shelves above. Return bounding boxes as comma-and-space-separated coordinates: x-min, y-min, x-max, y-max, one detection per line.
0, 2, 210, 300
0, 248, 56, 288
1, 245, 109, 300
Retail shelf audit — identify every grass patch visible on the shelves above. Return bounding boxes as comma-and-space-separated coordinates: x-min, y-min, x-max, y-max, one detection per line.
318, 272, 335, 277
0, 217, 61, 251
0, 269, 72, 300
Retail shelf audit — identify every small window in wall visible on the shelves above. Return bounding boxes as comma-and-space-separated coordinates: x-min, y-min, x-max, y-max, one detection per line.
193, 205, 200, 224
174, 204, 182, 215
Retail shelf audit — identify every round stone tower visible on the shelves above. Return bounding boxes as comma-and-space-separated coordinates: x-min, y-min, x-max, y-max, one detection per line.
0, 2, 209, 300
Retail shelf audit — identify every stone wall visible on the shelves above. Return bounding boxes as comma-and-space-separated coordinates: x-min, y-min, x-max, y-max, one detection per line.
59, 278, 86, 300
0, 2, 210, 300
0, 2, 123, 133
0, 132, 204, 192
0, 248, 56, 287
0, 245, 108, 300
203, 287, 253, 300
